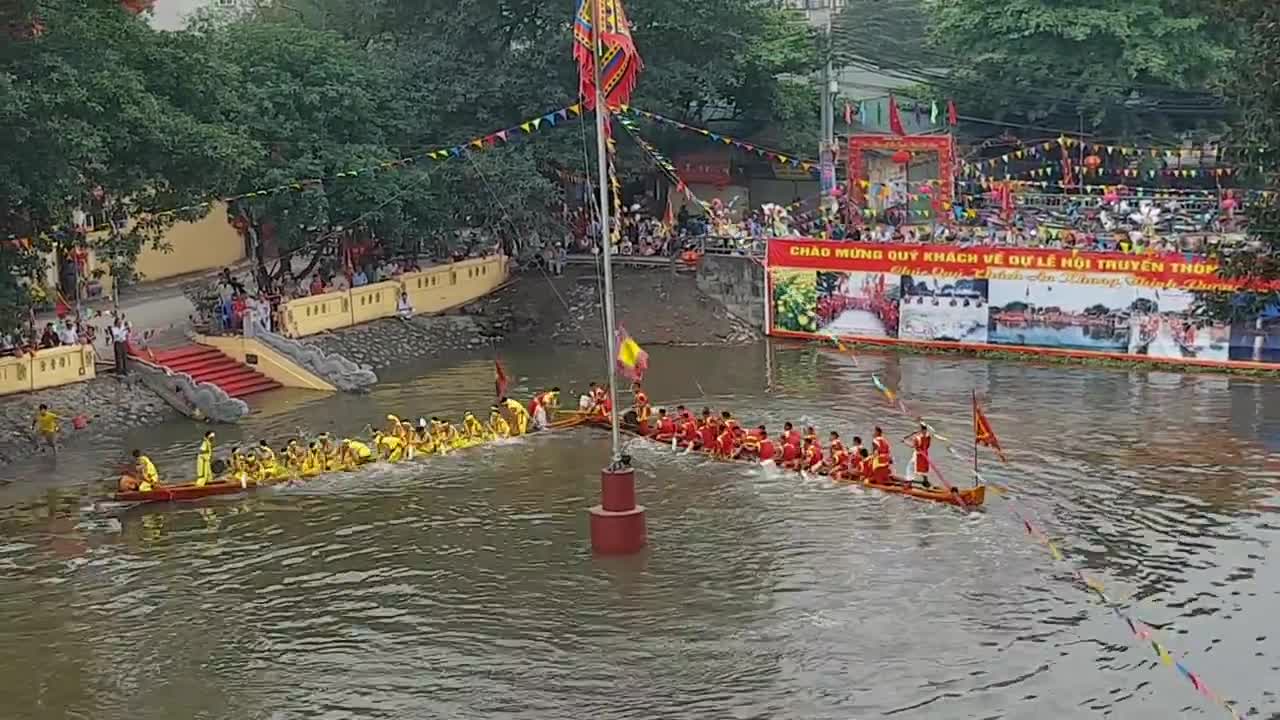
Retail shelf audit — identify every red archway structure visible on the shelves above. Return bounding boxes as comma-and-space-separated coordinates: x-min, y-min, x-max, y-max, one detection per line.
847, 134, 956, 215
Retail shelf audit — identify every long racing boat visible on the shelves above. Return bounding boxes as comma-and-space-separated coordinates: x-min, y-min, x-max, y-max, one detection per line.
111, 416, 585, 506
587, 416, 985, 508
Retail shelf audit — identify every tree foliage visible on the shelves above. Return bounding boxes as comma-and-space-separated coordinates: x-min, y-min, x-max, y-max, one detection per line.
1193, 0, 1280, 321
921, 0, 1239, 138
0, 0, 818, 334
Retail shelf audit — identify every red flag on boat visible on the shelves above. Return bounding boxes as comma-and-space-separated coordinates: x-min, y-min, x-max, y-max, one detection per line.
947, 99, 959, 127
889, 95, 906, 136
573, 0, 643, 110
494, 359, 509, 400
973, 391, 1007, 462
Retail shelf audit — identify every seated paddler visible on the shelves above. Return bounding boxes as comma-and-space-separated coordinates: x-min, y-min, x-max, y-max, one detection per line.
489, 407, 511, 438
463, 412, 488, 441
654, 408, 677, 442
500, 397, 530, 436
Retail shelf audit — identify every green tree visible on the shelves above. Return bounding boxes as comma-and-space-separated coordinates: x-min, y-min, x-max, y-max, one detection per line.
1193, 1, 1280, 323
921, 0, 1238, 138
0, 0, 255, 336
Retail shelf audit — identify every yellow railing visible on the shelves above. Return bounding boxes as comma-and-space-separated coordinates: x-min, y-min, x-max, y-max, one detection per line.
281, 255, 509, 338
0, 345, 98, 396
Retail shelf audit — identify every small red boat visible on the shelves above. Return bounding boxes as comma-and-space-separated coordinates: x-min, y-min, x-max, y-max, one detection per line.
586, 415, 985, 508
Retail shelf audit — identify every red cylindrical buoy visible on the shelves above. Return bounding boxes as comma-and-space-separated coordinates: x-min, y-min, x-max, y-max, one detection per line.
590, 466, 646, 554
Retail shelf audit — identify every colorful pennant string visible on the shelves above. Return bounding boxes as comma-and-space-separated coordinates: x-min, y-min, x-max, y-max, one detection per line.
624, 107, 820, 175
126, 105, 581, 223
817, 334, 1248, 718
614, 113, 711, 214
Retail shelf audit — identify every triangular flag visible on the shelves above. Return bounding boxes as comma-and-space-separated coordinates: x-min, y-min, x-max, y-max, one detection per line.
557, 108, 568, 120
470, 138, 484, 149
496, 130, 508, 142
532, 117, 543, 130
520, 122, 532, 133
542, 113, 557, 127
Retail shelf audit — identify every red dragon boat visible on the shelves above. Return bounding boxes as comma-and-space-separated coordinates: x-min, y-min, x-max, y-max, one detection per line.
586, 415, 985, 508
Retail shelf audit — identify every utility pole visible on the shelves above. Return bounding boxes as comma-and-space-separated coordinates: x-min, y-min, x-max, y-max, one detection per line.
819, 7, 837, 212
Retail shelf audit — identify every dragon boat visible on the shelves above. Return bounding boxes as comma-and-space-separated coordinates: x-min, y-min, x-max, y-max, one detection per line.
587, 415, 985, 508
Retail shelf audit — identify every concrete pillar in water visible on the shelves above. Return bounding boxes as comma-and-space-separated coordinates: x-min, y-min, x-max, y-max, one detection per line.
589, 465, 647, 554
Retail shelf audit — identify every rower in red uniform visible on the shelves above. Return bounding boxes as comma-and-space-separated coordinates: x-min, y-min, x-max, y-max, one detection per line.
716, 422, 738, 459
739, 425, 763, 458
802, 436, 824, 472
907, 422, 932, 488
589, 382, 608, 415
721, 411, 742, 438
633, 383, 652, 434
780, 434, 801, 469
781, 422, 801, 448
872, 426, 893, 467
756, 429, 777, 463
654, 408, 677, 441
803, 426, 819, 447
678, 406, 700, 449
824, 431, 849, 477
847, 436, 866, 478
699, 409, 719, 452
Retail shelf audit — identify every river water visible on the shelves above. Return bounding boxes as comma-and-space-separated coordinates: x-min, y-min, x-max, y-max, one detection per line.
0, 343, 1276, 720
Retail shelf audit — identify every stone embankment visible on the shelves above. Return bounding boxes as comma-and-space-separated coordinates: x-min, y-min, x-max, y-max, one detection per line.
293, 262, 765, 370
0, 373, 174, 471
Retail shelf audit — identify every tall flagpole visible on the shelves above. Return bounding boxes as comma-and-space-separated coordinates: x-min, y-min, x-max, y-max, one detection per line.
593, 0, 622, 462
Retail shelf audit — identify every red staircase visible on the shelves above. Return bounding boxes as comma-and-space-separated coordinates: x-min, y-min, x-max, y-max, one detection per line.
146, 345, 281, 399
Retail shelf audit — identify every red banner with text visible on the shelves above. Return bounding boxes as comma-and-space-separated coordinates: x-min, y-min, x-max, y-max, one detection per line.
766, 238, 1280, 368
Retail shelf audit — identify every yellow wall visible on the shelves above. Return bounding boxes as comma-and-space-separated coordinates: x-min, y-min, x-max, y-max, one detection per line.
193, 334, 336, 392
133, 202, 244, 282
350, 281, 400, 325
280, 255, 509, 338
0, 345, 98, 396
84, 201, 245, 296
280, 290, 352, 338
402, 256, 508, 316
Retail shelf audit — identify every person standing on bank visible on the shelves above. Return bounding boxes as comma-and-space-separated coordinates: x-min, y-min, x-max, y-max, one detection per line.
110, 317, 129, 375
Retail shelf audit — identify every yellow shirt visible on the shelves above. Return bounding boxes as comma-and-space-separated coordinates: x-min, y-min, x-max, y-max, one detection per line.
199, 438, 213, 459
36, 411, 60, 434
136, 456, 159, 484
489, 413, 510, 437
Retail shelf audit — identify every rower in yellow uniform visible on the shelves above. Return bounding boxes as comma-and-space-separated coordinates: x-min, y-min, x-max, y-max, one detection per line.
256, 440, 288, 480
195, 430, 215, 487
463, 412, 488, 443
285, 439, 307, 474
32, 404, 61, 454
304, 441, 326, 476
318, 434, 340, 471
501, 396, 530, 436
414, 419, 437, 455
399, 420, 418, 460
337, 439, 373, 469
489, 406, 511, 438
132, 449, 161, 492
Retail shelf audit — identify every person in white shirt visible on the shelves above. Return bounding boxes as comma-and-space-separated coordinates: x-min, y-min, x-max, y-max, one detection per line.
110, 318, 129, 374
396, 291, 413, 320
57, 319, 79, 346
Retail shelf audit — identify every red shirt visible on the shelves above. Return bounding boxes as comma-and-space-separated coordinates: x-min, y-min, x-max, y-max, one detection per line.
873, 436, 892, 461
680, 418, 699, 441
781, 442, 800, 462
783, 429, 800, 447
657, 417, 676, 436
805, 443, 822, 467
700, 421, 719, 449
758, 440, 776, 461
717, 429, 736, 456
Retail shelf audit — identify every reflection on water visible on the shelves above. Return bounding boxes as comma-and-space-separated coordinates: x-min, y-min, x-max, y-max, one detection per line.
0, 343, 1277, 720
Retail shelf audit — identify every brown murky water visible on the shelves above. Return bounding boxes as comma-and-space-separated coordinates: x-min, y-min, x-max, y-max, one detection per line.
0, 343, 1277, 720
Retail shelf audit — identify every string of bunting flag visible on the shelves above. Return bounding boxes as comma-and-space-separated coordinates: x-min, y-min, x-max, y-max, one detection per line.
142, 104, 583, 220
960, 136, 1262, 176
817, 334, 1248, 719
624, 107, 820, 175
963, 162, 1241, 181
613, 113, 712, 214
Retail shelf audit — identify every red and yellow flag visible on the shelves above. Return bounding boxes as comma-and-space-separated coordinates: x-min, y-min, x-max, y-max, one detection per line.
573, 0, 643, 110
973, 391, 1007, 462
